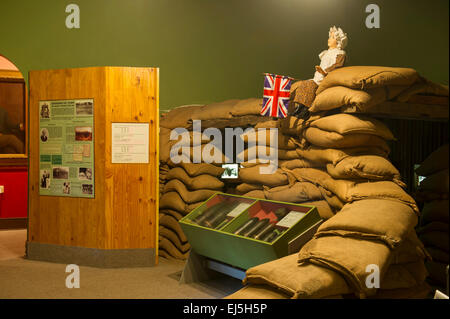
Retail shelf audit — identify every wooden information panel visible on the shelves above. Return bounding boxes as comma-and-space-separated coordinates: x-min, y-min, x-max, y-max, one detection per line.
27, 67, 159, 267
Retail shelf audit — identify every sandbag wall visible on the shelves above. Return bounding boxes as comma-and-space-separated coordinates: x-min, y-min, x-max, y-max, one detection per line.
158, 99, 272, 259
414, 144, 449, 289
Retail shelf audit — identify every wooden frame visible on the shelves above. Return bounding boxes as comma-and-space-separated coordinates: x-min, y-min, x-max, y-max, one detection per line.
0, 69, 28, 165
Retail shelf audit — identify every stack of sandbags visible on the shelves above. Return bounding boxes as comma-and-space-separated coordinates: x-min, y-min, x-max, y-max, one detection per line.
414, 144, 449, 288
158, 162, 225, 260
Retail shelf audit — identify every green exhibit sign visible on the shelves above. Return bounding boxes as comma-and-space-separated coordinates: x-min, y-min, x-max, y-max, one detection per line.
38, 99, 95, 198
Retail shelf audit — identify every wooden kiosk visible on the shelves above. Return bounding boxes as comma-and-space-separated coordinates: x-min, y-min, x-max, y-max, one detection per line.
27, 67, 159, 267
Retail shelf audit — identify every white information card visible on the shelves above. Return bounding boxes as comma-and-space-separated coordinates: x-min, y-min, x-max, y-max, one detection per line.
111, 123, 149, 163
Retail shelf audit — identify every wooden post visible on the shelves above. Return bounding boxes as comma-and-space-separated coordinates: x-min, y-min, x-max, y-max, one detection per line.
27, 67, 159, 267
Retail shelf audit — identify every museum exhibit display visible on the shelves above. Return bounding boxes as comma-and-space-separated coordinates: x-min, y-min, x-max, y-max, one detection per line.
27, 67, 160, 267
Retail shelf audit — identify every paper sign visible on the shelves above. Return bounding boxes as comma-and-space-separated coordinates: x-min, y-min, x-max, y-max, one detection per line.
227, 203, 251, 218
112, 123, 149, 163
276, 211, 306, 229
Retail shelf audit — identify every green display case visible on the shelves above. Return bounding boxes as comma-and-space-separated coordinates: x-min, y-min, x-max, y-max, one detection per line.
179, 192, 321, 270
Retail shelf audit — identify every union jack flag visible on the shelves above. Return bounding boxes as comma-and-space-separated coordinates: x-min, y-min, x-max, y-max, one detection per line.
260, 73, 293, 118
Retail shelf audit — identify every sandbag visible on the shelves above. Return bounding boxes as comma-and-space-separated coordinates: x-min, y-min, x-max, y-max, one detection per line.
159, 226, 191, 252
159, 209, 184, 221
243, 190, 266, 199
298, 235, 392, 298
326, 155, 404, 187
381, 262, 428, 290
318, 186, 345, 212
418, 169, 449, 193
235, 183, 263, 194
159, 192, 187, 213
280, 158, 323, 170
225, 284, 290, 299
316, 66, 419, 94
310, 85, 408, 113
263, 182, 322, 203
159, 213, 188, 243
237, 146, 299, 162
304, 127, 392, 149
170, 143, 231, 164
159, 236, 189, 260
296, 145, 389, 166
160, 104, 204, 129
419, 231, 449, 252
254, 119, 279, 129
185, 201, 203, 215
420, 200, 449, 224
163, 179, 217, 204
240, 129, 297, 150
369, 282, 431, 299
415, 144, 449, 177
315, 199, 418, 249
165, 167, 224, 190
230, 98, 263, 117
301, 200, 335, 220
159, 248, 176, 260
278, 114, 323, 136
243, 253, 351, 299
239, 165, 292, 187
309, 113, 395, 140
391, 231, 429, 265
178, 162, 225, 177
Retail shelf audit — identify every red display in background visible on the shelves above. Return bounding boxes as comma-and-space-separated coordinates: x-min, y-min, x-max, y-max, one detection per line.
0, 167, 28, 218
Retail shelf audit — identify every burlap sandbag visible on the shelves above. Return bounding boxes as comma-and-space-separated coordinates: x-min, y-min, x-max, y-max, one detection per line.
310, 85, 408, 113
194, 99, 240, 120
240, 130, 297, 150
235, 183, 263, 194
418, 169, 449, 193
159, 192, 187, 213
159, 248, 176, 260
318, 186, 345, 212
185, 201, 203, 215
301, 200, 335, 220
170, 143, 231, 164
178, 162, 225, 177
243, 253, 351, 299
415, 144, 449, 177
163, 179, 217, 204
159, 226, 191, 252
239, 165, 293, 187
159, 209, 184, 221
160, 104, 204, 129
426, 246, 449, 264
243, 190, 266, 199
296, 145, 389, 166
419, 231, 449, 252
395, 77, 449, 102
159, 236, 189, 260
280, 158, 323, 170
391, 230, 429, 265
298, 235, 392, 298
254, 119, 279, 129
279, 114, 323, 136
420, 200, 449, 224
230, 98, 263, 117
159, 213, 188, 243
166, 167, 224, 190
160, 128, 211, 163
263, 182, 322, 203
304, 127, 392, 149
225, 284, 290, 299
237, 146, 299, 162
315, 199, 417, 249
316, 66, 419, 94
381, 261, 428, 290
326, 155, 404, 187
309, 113, 395, 140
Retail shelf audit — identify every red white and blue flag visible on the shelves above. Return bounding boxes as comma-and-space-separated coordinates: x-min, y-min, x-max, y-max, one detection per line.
260, 73, 293, 118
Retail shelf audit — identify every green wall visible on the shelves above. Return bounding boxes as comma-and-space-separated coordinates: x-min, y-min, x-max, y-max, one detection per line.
0, 0, 448, 111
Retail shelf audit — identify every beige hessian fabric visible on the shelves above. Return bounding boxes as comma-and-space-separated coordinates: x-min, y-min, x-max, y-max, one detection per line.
301, 200, 336, 220
239, 165, 294, 187
178, 162, 225, 177
163, 179, 217, 204
280, 158, 323, 170
316, 66, 419, 94
235, 183, 263, 194
263, 182, 322, 203
243, 253, 351, 299
240, 130, 297, 150
225, 284, 290, 299
415, 144, 449, 177
230, 98, 263, 117
314, 199, 418, 249
298, 235, 391, 298
380, 262, 429, 290
309, 113, 395, 140
159, 191, 187, 213
165, 167, 224, 190
304, 127, 392, 149
310, 85, 408, 113
243, 190, 266, 199
296, 145, 389, 166
159, 213, 188, 243
326, 155, 404, 187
